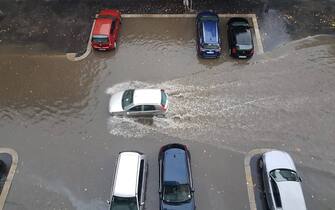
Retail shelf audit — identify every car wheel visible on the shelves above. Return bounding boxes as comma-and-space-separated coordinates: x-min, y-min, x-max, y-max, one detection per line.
259, 158, 263, 169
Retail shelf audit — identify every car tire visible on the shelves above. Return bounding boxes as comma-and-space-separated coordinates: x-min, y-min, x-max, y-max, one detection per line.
259, 158, 263, 169
156, 114, 165, 118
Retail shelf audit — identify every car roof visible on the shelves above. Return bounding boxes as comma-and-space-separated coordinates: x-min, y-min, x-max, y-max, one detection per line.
133, 89, 161, 106
113, 152, 141, 197
263, 150, 296, 173
93, 18, 113, 36
202, 20, 219, 44
276, 182, 307, 210
163, 148, 189, 185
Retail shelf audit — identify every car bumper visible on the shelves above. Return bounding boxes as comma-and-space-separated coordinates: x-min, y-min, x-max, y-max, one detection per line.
92, 45, 114, 51
199, 50, 221, 58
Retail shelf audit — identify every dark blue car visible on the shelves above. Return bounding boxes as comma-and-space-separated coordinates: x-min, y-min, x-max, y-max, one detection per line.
159, 144, 195, 210
196, 11, 221, 58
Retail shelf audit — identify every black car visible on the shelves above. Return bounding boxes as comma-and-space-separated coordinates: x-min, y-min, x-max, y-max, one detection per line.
196, 11, 221, 58
159, 144, 195, 210
227, 17, 254, 59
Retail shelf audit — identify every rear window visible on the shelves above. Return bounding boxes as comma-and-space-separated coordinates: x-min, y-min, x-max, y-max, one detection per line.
122, 89, 135, 109
270, 169, 300, 182
110, 196, 137, 210
92, 35, 109, 43
235, 29, 252, 45
161, 91, 167, 106
202, 21, 219, 44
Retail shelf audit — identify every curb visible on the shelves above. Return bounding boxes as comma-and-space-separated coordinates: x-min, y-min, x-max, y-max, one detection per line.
244, 148, 272, 210
0, 148, 18, 210
66, 18, 96, 61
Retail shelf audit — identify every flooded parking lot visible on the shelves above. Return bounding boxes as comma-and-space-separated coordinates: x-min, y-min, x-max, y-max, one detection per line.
0, 17, 335, 210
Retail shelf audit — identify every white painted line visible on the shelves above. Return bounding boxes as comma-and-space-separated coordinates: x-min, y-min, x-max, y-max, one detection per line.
250, 14, 264, 54
244, 148, 272, 210
66, 17, 96, 61
0, 148, 18, 210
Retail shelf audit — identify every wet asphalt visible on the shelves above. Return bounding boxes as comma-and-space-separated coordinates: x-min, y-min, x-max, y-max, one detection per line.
0, 1, 335, 210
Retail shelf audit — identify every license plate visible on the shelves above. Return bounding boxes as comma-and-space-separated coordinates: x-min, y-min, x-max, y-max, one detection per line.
239, 55, 247, 58
206, 51, 214, 54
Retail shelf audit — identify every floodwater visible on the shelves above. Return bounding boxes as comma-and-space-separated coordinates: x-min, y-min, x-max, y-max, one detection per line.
0, 18, 335, 210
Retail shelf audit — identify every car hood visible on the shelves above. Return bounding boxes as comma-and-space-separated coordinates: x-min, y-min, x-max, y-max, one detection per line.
109, 91, 124, 113
277, 182, 307, 210
161, 199, 195, 210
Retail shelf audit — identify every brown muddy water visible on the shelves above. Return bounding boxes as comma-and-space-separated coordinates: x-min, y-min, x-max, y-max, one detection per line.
0, 18, 335, 210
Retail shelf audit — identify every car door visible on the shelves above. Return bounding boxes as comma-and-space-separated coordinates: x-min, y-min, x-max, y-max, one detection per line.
138, 158, 147, 210
158, 153, 163, 201
142, 105, 157, 116
197, 21, 203, 50
262, 162, 274, 209
110, 20, 116, 42
126, 105, 143, 116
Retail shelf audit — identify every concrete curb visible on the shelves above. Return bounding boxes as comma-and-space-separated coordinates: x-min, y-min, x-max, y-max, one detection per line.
244, 148, 272, 210
0, 148, 18, 210
66, 18, 96, 61
250, 14, 264, 55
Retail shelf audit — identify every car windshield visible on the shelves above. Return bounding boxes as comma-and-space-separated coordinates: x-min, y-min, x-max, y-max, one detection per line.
110, 196, 138, 210
270, 169, 300, 182
92, 35, 109, 43
235, 29, 252, 45
163, 184, 192, 203
122, 89, 134, 109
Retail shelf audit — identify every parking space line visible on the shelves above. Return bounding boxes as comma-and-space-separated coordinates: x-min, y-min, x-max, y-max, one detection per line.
250, 14, 264, 54
0, 148, 18, 210
244, 148, 272, 210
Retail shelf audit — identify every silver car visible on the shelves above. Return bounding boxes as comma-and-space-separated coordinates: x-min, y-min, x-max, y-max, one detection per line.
259, 150, 307, 210
109, 88, 169, 116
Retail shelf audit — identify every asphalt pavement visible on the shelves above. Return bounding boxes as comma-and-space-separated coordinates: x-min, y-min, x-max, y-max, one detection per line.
0, 2, 335, 210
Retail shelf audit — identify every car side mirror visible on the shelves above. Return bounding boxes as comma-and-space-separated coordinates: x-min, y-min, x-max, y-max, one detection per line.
140, 201, 145, 206
126, 112, 130, 115
299, 176, 303, 182
106, 200, 111, 205
191, 188, 195, 193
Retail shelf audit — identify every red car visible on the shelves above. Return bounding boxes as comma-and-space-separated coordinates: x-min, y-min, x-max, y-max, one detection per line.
91, 9, 121, 51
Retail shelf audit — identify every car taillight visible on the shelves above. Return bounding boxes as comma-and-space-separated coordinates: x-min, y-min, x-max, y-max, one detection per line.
232, 48, 237, 54
160, 105, 167, 111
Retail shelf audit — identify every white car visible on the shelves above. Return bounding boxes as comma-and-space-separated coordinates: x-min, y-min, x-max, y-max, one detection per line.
108, 151, 148, 210
259, 150, 307, 210
109, 89, 169, 116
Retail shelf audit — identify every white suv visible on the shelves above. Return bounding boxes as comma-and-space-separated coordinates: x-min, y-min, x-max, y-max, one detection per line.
109, 151, 148, 210
109, 89, 169, 116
